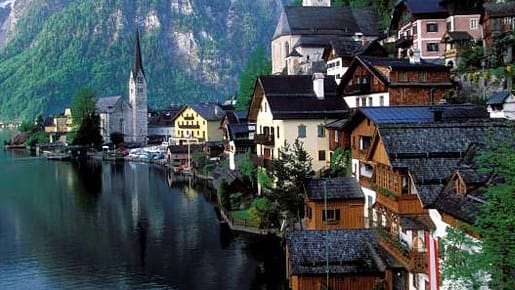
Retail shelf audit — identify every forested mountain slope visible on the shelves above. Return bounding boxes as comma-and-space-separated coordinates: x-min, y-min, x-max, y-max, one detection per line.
0, 0, 285, 119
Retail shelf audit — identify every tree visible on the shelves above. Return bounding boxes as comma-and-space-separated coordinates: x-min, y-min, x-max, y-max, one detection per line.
19, 115, 48, 147
473, 138, 515, 290
236, 149, 256, 188
268, 139, 313, 218
329, 147, 352, 176
236, 46, 271, 110
70, 88, 102, 147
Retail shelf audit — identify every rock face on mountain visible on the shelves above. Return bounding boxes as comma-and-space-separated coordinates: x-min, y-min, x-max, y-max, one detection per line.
0, 0, 285, 119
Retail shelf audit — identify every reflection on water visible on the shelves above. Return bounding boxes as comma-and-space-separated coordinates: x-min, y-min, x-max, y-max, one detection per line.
0, 150, 286, 290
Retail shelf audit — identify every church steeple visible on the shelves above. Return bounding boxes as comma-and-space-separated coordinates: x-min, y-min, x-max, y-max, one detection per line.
132, 28, 145, 77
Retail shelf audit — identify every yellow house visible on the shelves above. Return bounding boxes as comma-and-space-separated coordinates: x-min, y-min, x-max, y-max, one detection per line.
44, 108, 73, 143
174, 104, 224, 143
247, 74, 349, 172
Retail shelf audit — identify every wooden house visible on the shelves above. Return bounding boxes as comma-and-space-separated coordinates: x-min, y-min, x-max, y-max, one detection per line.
166, 144, 203, 171
303, 177, 364, 230
285, 229, 404, 290
344, 105, 511, 288
481, 2, 515, 49
338, 55, 454, 109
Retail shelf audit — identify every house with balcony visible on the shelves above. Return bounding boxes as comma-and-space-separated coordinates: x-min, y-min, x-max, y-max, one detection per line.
303, 177, 364, 230
174, 103, 224, 144
247, 74, 349, 172
44, 108, 73, 143
343, 105, 510, 289
486, 90, 515, 120
285, 229, 405, 290
322, 39, 387, 84
390, 0, 482, 63
271, 2, 380, 75
481, 2, 515, 49
338, 55, 454, 109
220, 110, 256, 170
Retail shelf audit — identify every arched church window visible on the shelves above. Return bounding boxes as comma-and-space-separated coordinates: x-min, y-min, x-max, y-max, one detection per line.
284, 42, 289, 58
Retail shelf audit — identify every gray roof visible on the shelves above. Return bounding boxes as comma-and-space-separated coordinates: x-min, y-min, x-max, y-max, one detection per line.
484, 2, 515, 18
400, 215, 435, 230
257, 75, 349, 119
326, 118, 348, 129
306, 177, 364, 201
190, 103, 224, 121
486, 91, 511, 105
380, 120, 513, 206
286, 229, 394, 275
442, 31, 472, 42
96, 96, 125, 113
273, 6, 380, 40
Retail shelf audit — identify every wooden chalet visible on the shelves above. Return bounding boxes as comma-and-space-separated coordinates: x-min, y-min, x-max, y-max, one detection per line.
303, 177, 364, 230
285, 229, 405, 290
338, 55, 454, 109
481, 2, 515, 49
166, 144, 203, 171
343, 105, 511, 288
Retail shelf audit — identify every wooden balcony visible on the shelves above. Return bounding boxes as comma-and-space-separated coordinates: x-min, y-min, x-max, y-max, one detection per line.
344, 83, 371, 95
377, 228, 427, 273
254, 134, 275, 146
444, 48, 458, 58
178, 124, 200, 129
375, 191, 425, 215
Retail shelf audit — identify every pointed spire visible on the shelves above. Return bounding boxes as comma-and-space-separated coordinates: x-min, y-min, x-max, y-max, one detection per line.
133, 28, 145, 77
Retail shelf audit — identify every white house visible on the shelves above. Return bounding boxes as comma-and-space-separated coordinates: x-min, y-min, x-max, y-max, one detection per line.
247, 74, 348, 173
486, 91, 515, 120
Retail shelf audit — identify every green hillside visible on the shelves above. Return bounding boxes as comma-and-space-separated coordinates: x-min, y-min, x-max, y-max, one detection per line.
0, 0, 284, 119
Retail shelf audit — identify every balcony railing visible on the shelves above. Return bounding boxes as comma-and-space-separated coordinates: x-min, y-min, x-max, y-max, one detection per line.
375, 190, 425, 215
254, 134, 275, 146
178, 124, 200, 129
377, 228, 427, 273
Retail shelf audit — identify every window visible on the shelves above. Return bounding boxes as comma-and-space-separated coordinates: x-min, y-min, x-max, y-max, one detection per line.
317, 125, 325, 137
368, 97, 373, 106
355, 97, 360, 107
399, 71, 408, 82
446, 21, 451, 32
284, 41, 289, 57
379, 95, 384, 106
137, 77, 144, 83
137, 88, 144, 93
470, 19, 478, 29
413, 24, 417, 35
334, 130, 339, 142
427, 43, 439, 52
361, 97, 366, 107
306, 206, 312, 219
418, 71, 427, 82
318, 150, 326, 161
298, 125, 306, 138
277, 126, 280, 139
426, 23, 438, 32
360, 136, 372, 151
504, 17, 512, 25
322, 209, 340, 222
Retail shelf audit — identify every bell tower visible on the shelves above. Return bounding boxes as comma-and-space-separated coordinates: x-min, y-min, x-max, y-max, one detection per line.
128, 29, 148, 144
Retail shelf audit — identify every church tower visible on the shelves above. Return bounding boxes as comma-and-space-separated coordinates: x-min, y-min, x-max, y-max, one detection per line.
128, 29, 148, 144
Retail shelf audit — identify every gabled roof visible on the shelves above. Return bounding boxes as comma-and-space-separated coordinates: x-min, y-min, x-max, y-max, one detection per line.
305, 177, 364, 201
96, 96, 126, 113
400, 215, 435, 230
273, 6, 380, 40
249, 75, 349, 121
148, 107, 183, 127
391, 0, 448, 30
286, 229, 399, 275
189, 103, 224, 121
483, 2, 515, 18
326, 118, 348, 129
339, 55, 452, 93
441, 31, 472, 43
380, 120, 512, 206
324, 39, 387, 60
486, 91, 511, 105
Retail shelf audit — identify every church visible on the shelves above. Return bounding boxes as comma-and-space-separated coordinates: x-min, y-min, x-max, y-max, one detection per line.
96, 30, 148, 145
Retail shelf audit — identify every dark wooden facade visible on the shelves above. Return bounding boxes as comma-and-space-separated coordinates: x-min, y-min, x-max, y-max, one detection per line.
304, 199, 364, 230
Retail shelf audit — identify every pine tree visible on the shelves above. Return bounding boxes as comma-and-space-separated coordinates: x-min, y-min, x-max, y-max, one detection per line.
236, 46, 271, 110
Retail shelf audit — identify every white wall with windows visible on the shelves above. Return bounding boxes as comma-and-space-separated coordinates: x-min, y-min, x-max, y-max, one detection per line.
344, 92, 390, 108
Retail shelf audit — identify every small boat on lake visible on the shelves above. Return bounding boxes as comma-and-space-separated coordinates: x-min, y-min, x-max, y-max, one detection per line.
46, 151, 71, 161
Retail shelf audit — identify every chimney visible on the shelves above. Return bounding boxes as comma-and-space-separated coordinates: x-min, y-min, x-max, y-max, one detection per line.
313, 73, 325, 100
409, 49, 421, 64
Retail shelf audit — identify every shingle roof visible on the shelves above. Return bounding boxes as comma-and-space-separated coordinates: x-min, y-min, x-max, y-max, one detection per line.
306, 177, 364, 201
326, 118, 348, 129
96, 96, 125, 113
286, 229, 390, 275
258, 75, 349, 120
484, 2, 515, 18
190, 103, 224, 121
273, 6, 380, 40
486, 91, 511, 105
400, 215, 436, 230
442, 31, 472, 42
361, 56, 450, 71
227, 123, 255, 139
380, 120, 513, 206
405, 0, 447, 15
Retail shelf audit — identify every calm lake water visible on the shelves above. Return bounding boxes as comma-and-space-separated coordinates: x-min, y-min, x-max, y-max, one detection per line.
0, 130, 285, 290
